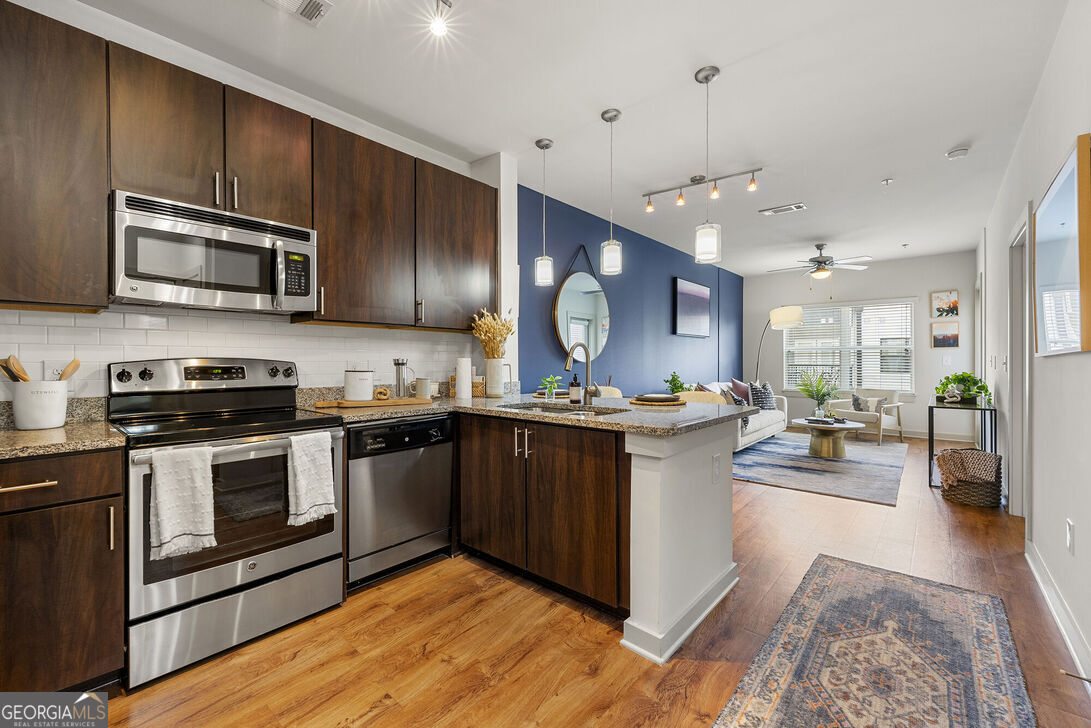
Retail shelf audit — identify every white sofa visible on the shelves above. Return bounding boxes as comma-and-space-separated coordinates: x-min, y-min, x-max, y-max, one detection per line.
706, 382, 788, 452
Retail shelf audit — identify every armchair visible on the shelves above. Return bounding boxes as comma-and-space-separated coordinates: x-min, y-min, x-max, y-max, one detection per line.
827, 388, 905, 446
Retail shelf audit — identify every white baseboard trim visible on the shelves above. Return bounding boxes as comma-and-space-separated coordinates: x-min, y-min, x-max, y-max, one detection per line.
902, 429, 976, 442
1025, 540, 1091, 698
620, 563, 739, 664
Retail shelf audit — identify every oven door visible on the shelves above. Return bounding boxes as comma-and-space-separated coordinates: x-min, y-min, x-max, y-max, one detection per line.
113, 207, 316, 314
127, 428, 343, 619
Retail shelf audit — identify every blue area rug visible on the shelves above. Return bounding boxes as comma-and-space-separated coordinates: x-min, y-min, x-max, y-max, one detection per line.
733, 432, 907, 506
713, 555, 1035, 727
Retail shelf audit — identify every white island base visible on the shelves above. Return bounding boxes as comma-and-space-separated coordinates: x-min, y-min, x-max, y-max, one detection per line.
620, 420, 739, 664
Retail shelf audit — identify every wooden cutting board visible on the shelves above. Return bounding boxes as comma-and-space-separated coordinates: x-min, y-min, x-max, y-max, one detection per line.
628, 398, 686, 407
315, 397, 433, 408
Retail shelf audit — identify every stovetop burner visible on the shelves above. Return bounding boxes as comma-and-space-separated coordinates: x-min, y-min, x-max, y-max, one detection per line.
107, 357, 342, 447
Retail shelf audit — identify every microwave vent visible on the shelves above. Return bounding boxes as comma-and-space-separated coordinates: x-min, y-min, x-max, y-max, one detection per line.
121, 195, 313, 243
262, 0, 333, 26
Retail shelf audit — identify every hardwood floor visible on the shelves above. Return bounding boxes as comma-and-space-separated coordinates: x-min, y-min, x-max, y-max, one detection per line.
107, 437, 1091, 727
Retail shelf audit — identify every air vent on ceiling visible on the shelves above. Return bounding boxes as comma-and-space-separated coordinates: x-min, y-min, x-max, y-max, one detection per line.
758, 202, 808, 216
262, 0, 333, 26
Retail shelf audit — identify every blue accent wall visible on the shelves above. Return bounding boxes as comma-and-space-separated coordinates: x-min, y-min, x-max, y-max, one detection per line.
518, 185, 743, 394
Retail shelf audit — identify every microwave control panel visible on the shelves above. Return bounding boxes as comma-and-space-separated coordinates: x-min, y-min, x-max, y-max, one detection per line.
284, 252, 311, 297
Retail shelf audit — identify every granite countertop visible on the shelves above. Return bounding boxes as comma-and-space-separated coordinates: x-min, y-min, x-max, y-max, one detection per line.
0, 420, 126, 461
315, 394, 757, 437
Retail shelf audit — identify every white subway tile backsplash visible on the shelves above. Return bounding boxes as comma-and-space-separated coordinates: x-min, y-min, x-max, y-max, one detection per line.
100, 329, 147, 345
47, 327, 100, 345
125, 313, 169, 330
0, 304, 474, 401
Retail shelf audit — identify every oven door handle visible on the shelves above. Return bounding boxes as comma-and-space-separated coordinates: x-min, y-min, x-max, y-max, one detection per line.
272, 239, 285, 311
130, 430, 344, 465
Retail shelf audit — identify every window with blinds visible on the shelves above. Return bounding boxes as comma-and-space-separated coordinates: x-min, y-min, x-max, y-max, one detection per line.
783, 301, 914, 392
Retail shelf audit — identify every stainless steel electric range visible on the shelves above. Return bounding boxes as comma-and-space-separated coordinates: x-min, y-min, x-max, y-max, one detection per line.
108, 358, 344, 687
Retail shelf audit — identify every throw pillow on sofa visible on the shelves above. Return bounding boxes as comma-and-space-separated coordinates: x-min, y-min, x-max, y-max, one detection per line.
730, 378, 750, 404
851, 394, 888, 413
726, 390, 750, 429
748, 382, 777, 410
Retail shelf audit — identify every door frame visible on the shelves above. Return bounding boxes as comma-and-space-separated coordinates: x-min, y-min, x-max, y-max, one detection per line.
1006, 202, 1034, 518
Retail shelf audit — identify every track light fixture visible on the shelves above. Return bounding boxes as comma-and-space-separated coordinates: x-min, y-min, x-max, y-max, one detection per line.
643, 166, 762, 212
429, 0, 452, 36
645, 196, 654, 213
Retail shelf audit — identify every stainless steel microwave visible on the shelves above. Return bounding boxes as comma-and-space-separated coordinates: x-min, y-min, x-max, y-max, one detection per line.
111, 190, 317, 314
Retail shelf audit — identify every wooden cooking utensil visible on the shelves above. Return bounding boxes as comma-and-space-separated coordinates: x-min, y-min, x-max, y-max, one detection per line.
57, 358, 81, 381
0, 363, 18, 382
6, 355, 31, 382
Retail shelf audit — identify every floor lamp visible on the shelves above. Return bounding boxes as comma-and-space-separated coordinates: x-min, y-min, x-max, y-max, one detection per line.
754, 305, 804, 381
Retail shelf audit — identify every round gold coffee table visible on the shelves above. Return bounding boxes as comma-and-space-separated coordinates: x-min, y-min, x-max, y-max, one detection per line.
791, 418, 866, 458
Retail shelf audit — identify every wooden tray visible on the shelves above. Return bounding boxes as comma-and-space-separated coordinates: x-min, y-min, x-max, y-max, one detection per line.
315, 397, 433, 408
532, 391, 569, 399
628, 398, 686, 407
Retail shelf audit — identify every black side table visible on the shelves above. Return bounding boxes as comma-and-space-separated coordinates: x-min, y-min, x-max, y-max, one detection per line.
928, 400, 998, 487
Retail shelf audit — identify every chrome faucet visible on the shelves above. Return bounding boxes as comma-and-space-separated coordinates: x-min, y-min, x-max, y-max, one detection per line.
563, 342, 593, 405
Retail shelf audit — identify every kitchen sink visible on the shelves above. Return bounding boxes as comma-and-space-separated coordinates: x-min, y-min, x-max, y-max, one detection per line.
496, 402, 630, 419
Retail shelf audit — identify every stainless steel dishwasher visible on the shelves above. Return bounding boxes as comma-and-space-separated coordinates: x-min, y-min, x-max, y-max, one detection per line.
346, 415, 453, 585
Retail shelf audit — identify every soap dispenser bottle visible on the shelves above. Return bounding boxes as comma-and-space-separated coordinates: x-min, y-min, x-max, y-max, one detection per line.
569, 373, 582, 404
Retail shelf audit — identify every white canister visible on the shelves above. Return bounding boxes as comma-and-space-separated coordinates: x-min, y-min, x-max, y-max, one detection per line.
455, 358, 472, 400
344, 369, 374, 401
13, 380, 68, 430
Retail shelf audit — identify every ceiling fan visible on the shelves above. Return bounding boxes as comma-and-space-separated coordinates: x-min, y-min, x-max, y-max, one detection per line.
767, 243, 872, 279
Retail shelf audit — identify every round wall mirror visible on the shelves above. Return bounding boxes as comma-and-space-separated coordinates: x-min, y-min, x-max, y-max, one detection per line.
553, 272, 610, 362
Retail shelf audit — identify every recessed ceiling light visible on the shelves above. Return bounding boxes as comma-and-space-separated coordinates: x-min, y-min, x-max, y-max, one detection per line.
945, 147, 970, 160
880, 178, 894, 187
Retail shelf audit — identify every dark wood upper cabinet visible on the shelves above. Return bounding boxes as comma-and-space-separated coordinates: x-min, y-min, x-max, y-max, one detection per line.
225, 86, 312, 227
0, 1, 108, 308
310, 120, 416, 325
459, 415, 526, 568
109, 43, 224, 208
526, 424, 619, 607
416, 160, 497, 330
0, 496, 123, 691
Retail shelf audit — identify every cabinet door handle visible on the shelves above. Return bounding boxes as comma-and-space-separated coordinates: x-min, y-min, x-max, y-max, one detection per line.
416, 299, 425, 325
214, 171, 221, 206
108, 506, 115, 551
0, 479, 57, 494
319, 286, 326, 315
524, 428, 532, 458
514, 426, 522, 457
232, 176, 239, 210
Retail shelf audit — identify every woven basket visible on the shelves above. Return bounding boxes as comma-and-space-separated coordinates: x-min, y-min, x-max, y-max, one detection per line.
940, 453, 1003, 507
449, 375, 485, 398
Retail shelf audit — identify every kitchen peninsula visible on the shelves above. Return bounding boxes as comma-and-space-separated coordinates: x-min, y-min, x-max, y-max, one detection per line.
320, 394, 755, 664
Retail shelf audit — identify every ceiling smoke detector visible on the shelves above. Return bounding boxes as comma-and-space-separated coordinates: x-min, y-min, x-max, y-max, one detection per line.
759, 202, 807, 216
262, 0, 334, 26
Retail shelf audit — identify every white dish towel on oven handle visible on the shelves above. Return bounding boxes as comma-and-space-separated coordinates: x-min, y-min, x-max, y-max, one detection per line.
149, 446, 217, 560
287, 431, 337, 526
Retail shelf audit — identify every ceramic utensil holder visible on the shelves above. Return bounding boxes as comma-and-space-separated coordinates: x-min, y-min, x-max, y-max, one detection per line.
485, 359, 504, 398
13, 380, 67, 430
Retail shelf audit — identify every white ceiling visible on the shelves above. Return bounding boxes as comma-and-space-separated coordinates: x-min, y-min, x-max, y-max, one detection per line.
77, 0, 1067, 275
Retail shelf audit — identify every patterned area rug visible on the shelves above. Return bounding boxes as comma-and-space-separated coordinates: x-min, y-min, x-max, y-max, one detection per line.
733, 432, 907, 506
713, 555, 1035, 727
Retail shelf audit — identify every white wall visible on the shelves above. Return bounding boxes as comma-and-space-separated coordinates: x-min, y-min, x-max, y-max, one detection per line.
743, 251, 977, 439
979, 0, 1091, 676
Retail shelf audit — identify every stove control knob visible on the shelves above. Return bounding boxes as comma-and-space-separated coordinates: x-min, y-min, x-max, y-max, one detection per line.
115, 368, 132, 383
138, 367, 154, 381
267, 365, 280, 378
283, 366, 295, 378
429, 428, 442, 441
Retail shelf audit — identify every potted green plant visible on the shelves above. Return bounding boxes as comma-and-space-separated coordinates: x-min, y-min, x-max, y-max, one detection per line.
796, 369, 839, 417
935, 372, 990, 405
663, 371, 695, 394
540, 374, 563, 401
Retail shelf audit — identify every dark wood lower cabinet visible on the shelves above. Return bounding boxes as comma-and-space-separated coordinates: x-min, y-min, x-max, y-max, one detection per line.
0, 496, 124, 691
459, 415, 526, 568
459, 415, 626, 610
525, 424, 618, 606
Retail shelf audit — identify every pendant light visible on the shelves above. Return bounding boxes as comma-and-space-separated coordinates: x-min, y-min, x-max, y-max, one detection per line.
533, 138, 554, 287
600, 108, 622, 275
694, 66, 721, 264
